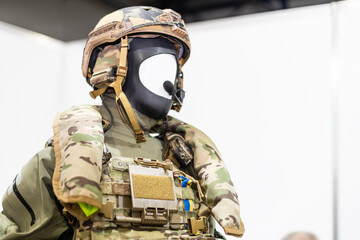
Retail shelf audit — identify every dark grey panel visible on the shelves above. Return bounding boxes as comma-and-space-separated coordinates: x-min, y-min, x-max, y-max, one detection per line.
0, 0, 335, 41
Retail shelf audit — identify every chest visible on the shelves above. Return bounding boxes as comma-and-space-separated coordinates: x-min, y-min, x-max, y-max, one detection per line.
104, 128, 165, 161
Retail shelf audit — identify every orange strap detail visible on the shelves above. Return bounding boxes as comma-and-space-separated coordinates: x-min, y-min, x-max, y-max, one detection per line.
90, 88, 107, 99
116, 92, 145, 143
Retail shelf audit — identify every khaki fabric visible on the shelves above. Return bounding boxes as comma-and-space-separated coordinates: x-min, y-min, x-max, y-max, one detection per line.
1, 147, 72, 239
0, 213, 17, 237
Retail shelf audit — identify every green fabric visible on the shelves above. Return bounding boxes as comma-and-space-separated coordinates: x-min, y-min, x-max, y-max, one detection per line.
99, 96, 164, 161
1, 147, 71, 239
0, 213, 18, 237
78, 202, 99, 217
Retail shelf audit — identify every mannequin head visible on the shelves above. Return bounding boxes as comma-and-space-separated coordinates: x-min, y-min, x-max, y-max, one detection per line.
124, 37, 179, 120
83, 6, 191, 141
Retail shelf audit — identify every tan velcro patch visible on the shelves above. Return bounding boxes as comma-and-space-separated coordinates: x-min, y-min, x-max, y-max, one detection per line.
132, 174, 175, 200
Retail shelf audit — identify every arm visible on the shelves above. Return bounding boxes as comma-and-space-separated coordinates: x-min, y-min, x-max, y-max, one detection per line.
1, 147, 73, 239
168, 118, 245, 237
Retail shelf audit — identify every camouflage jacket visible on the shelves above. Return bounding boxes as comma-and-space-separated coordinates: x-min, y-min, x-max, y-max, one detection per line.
0, 100, 244, 239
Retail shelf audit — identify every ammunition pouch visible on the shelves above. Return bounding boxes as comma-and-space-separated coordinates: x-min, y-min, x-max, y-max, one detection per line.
164, 133, 194, 168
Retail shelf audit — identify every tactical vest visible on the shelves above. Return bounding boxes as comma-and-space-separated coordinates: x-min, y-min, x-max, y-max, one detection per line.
75, 155, 213, 239
52, 105, 216, 239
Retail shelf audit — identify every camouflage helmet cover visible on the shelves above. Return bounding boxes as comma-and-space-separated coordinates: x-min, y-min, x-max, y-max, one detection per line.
82, 6, 191, 79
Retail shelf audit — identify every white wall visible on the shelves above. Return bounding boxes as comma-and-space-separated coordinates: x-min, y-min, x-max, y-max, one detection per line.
181, 5, 333, 240
0, 1, 359, 240
63, 39, 100, 107
0, 22, 66, 195
337, 1, 360, 240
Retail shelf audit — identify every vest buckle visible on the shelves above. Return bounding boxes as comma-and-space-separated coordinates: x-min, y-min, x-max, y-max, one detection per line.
187, 216, 208, 235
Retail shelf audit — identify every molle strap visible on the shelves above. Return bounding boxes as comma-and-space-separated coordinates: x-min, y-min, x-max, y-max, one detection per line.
173, 170, 204, 203
100, 182, 131, 195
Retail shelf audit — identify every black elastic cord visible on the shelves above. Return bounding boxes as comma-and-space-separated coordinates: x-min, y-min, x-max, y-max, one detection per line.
101, 95, 114, 133
12, 175, 36, 226
158, 116, 169, 139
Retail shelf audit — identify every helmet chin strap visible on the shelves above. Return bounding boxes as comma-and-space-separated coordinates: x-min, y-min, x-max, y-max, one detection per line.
90, 36, 146, 143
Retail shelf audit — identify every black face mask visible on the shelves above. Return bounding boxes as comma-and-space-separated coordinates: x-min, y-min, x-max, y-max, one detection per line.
123, 37, 179, 120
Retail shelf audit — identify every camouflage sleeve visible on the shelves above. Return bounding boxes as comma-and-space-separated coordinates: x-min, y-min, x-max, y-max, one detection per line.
1, 147, 73, 240
168, 118, 245, 238
52, 105, 104, 220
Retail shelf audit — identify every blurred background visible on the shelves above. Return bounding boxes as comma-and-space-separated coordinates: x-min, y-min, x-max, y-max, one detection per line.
0, 0, 359, 239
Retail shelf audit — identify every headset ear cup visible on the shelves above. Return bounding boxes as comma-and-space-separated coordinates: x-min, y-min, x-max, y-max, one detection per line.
89, 47, 103, 75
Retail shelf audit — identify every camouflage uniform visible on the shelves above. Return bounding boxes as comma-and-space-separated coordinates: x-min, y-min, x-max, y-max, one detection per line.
1, 100, 244, 239
0, 6, 244, 239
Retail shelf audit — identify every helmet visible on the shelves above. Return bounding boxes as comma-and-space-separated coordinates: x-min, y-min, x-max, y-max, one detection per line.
82, 6, 191, 143
82, 6, 190, 78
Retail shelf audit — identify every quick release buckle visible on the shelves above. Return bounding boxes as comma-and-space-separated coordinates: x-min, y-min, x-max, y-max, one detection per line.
187, 216, 208, 235
116, 65, 128, 78
135, 130, 146, 143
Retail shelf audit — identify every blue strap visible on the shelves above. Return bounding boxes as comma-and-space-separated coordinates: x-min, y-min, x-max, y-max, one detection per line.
183, 199, 190, 211
183, 199, 194, 211
179, 176, 194, 212
179, 176, 192, 188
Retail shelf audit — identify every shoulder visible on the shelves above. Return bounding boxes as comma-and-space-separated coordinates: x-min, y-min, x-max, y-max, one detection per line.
24, 146, 56, 178
52, 104, 104, 142
54, 104, 101, 118
167, 116, 207, 136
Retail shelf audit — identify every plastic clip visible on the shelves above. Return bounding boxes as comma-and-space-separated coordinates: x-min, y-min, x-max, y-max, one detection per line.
135, 130, 146, 143
187, 216, 208, 235
116, 65, 128, 78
